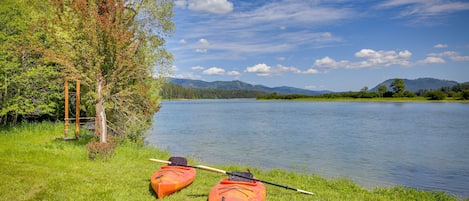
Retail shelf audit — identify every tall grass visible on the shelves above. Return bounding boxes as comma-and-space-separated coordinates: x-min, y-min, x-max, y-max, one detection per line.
0, 122, 465, 200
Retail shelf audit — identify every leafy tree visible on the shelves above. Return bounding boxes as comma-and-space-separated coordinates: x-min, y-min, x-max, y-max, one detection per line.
462, 90, 469, 100
360, 86, 368, 92
390, 78, 405, 97
45, 0, 174, 143
425, 90, 446, 100
378, 84, 387, 97
0, 0, 61, 125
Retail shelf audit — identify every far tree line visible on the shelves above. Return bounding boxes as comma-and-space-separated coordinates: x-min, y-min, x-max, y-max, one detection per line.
161, 82, 269, 99
258, 78, 469, 100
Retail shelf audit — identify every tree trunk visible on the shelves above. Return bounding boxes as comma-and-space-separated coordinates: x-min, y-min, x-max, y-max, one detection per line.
95, 74, 107, 143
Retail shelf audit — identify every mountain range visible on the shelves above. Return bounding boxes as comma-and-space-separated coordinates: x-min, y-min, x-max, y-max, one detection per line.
169, 77, 464, 95
169, 78, 331, 95
369, 78, 460, 92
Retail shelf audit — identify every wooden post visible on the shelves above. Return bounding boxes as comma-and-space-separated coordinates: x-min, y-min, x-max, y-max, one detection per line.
75, 79, 80, 139
64, 78, 69, 138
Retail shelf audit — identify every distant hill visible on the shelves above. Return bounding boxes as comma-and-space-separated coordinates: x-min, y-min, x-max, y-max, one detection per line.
169, 78, 331, 95
370, 78, 460, 92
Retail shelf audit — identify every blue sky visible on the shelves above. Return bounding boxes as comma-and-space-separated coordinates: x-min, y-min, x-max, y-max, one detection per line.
166, 0, 469, 92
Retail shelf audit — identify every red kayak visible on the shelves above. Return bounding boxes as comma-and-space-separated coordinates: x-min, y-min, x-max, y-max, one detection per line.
208, 172, 266, 201
150, 157, 196, 198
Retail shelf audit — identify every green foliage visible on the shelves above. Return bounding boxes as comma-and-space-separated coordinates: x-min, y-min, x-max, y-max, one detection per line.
461, 90, 469, 100
41, 0, 174, 142
162, 82, 268, 99
0, 0, 62, 125
425, 90, 447, 100
378, 84, 387, 97
0, 122, 463, 201
390, 78, 406, 97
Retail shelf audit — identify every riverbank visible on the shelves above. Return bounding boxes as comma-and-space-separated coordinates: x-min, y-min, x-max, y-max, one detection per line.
0, 122, 465, 200
272, 97, 469, 103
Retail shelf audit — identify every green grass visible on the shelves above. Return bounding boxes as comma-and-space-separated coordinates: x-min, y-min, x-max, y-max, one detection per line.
0, 122, 466, 201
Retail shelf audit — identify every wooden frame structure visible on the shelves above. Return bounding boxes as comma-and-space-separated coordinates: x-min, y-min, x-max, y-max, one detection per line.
64, 77, 94, 140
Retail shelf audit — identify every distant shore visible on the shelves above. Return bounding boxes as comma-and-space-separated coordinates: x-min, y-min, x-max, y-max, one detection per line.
292, 97, 469, 103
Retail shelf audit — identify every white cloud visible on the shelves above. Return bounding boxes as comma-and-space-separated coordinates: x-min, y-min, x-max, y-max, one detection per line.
198, 38, 210, 46
171, 65, 180, 72
245, 64, 271, 73
429, 51, 469, 61
434, 44, 448, 48
172, 72, 202, 80
235, 1, 354, 26
191, 66, 205, 70
179, 39, 187, 44
314, 56, 350, 69
418, 56, 446, 64
195, 48, 208, 53
227, 71, 240, 76
314, 49, 413, 69
354, 49, 412, 68
174, 0, 187, 8
275, 64, 301, 74
187, 0, 233, 14
203, 67, 225, 75
302, 68, 320, 74
377, 0, 469, 21
194, 38, 210, 53
245, 63, 317, 76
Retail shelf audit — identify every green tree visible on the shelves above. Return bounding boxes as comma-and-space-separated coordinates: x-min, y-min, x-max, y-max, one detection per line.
425, 90, 446, 100
390, 78, 405, 97
360, 86, 368, 92
462, 90, 469, 100
0, 0, 61, 125
378, 84, 387, 97
45, 0, 174, 143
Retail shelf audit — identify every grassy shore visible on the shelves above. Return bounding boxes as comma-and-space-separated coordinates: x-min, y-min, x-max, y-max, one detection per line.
0, 122, 465, 201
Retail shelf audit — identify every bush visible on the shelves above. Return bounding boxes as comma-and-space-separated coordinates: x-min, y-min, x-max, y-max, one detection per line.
462, 90, 469, 100
86, 137, 117, 161
424, 90, 446, 100
403, 91, 416, 98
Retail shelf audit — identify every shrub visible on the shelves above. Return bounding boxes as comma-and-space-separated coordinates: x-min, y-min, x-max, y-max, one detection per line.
462, 90, 469, 100
424, 90, 446, 100
86, 137, 117, 161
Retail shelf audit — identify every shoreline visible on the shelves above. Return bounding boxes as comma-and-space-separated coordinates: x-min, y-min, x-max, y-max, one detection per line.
1, 122, 466, 200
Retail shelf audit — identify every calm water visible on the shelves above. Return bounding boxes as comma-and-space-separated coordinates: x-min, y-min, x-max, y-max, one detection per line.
145, 99, 469, 198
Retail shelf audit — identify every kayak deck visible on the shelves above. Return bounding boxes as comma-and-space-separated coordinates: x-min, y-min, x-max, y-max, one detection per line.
150, 165, 196, 198
208, 178, 266, 201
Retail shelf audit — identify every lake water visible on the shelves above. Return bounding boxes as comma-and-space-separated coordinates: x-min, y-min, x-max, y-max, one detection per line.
145, 99, 469, 198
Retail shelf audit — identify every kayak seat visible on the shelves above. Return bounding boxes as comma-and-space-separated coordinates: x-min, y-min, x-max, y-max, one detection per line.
168, 156, 188, 166
229, 172, 254, 182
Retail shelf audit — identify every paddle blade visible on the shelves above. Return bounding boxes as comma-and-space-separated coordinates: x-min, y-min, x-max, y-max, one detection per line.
297, 189, 314, 195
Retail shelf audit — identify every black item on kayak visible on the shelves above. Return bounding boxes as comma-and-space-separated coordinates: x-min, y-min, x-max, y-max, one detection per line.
229, 171, 254, 182
168, 156, 188, 166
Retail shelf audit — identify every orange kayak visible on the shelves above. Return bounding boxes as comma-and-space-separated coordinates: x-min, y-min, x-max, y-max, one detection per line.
150, 165, 196, 198
208, 172, 266, 201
